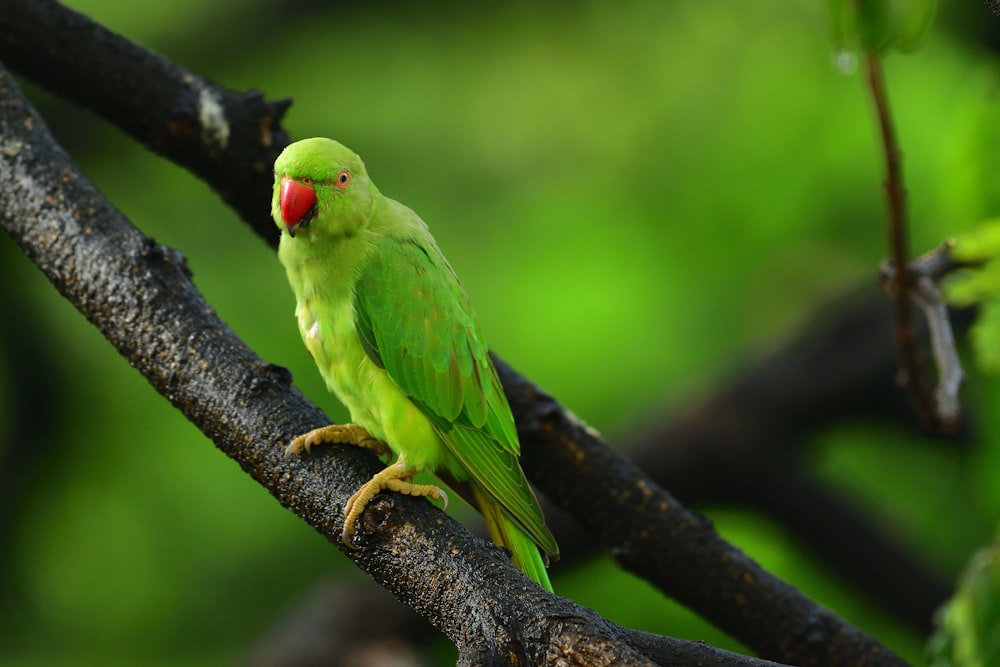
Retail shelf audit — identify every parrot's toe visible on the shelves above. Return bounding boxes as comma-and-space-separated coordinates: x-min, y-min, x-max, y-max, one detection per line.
359, 436, 389, 457
339, 462, 449, 548
341, 523, 359, 549
283, 433, 312, 459
282, 423, 389, 461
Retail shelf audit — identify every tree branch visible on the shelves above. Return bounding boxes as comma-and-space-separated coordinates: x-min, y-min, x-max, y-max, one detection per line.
864, 52, 929, 421
865, 51, 963, 433
880, 242, 970, 429
501, 358, 909, 666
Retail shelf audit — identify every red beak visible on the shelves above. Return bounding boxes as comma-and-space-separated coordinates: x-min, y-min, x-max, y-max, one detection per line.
280, 177, 317, 237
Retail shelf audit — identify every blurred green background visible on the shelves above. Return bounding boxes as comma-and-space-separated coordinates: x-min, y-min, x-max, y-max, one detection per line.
3, 1, 1000, 665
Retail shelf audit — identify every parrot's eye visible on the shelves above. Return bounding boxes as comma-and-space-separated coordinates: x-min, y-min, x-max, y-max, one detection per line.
336, 170, 350, 189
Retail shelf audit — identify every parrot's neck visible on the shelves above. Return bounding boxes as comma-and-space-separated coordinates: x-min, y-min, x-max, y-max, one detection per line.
278, 201, 382, 308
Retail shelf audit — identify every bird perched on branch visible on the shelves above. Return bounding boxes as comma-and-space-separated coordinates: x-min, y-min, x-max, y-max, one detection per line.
271, 138, 558, 591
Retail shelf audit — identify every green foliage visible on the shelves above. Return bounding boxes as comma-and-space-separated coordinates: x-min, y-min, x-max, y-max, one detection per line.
828, 0, 939, 55
946, 222, 1000, 374
928, 538, 1000, 667
951, 222, 1000, 265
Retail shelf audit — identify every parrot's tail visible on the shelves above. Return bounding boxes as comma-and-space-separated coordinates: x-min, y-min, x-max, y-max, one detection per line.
472, 484, 553, 593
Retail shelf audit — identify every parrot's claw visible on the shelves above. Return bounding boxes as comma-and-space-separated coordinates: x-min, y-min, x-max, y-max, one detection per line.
342, 461, 449, 547
284, 423, 389, 460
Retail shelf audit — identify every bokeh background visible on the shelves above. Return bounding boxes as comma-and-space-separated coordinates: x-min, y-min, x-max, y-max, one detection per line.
3, 1, 1000, 665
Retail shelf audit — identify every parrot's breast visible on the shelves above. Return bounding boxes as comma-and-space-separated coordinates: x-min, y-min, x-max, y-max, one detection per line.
278, 230, 461, 476
296, 295, 378, 431
294, 293, 457, 476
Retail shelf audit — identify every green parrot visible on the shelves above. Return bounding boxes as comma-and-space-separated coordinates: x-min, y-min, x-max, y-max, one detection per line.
271, 137, 558, 591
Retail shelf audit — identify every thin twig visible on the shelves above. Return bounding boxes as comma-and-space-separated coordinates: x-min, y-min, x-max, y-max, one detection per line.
913, 274, 963, 424
865, 51, 943, 430
879, 241, 972, 430
913, 243, 970, 426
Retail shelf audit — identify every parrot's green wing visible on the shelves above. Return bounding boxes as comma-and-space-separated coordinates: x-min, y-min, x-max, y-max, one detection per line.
354, 233, 557, 558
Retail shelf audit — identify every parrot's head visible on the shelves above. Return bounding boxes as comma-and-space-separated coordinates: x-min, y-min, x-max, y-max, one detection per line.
272, 138, 374, 240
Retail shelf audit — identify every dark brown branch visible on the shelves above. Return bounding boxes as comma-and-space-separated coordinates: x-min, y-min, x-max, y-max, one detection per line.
879, 242, 970, 430
908, 243, 969, 424
499, 358, 909, 667
244, 579, 795, 667
865, 51, 950, 432
912, 275, 963, 421
745, 465, 950, 634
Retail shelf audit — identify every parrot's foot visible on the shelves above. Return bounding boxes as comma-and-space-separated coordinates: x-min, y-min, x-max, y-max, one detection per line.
284, 423, 389, 459
343, 461, 449, 548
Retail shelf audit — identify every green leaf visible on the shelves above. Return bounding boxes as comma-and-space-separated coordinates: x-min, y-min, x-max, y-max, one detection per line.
928, 538, 1000, 667
951, 220, 1000, 264
946, 263, 1000, 307
971, 301, 1000, 376
945, 220, 1000, 375
828, 0, 939, 56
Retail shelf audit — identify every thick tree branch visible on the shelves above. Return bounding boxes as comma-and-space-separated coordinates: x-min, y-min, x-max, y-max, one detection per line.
865, 52, 964, 433
0, 2, 913, 665
747, 466, 949, 632
501, 358, 909, 666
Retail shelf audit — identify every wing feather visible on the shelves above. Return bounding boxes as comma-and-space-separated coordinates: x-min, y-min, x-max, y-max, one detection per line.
355, 236, 514, 440
354, 233, 556, 556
